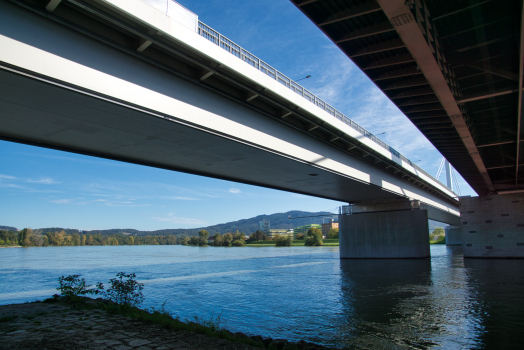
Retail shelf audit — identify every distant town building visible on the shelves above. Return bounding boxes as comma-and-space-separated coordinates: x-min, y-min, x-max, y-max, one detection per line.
267, 229, 293, 238
321, 220, 339, 237
293, 224, 320, 235
259, 219, 270, 233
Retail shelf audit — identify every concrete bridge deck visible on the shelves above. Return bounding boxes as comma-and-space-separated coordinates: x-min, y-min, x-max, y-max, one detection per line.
0, 0, 459, 225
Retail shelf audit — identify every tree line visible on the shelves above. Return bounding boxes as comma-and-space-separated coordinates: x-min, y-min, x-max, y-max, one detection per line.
0, 226, 339, 248
0, 228, 178, 247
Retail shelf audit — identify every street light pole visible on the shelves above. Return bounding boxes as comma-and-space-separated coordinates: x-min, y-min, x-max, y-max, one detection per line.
295, 75, 311, 82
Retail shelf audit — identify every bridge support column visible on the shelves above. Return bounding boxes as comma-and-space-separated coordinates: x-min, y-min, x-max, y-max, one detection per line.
445, 227, 463, 246
461, 194, 524, 258
339, 200, 430, 259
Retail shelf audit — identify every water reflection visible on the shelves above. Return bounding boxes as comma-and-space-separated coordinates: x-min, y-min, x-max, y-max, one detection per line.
1, 246, 523, 349
464, 258, 524, 349
333, 247, 524, 349
337, 259, 434, 349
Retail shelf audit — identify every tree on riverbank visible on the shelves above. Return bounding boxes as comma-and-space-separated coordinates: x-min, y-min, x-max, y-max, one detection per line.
247, 230, 267, 242
327, 227, 339, 239
305, 227, 323, 246
430, 227, 446, 244
0, 230, 18, 246
274, 235, 292, 246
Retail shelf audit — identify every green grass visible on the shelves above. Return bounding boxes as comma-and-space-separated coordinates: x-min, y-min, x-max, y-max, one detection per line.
246, 239, 339, 247
246, 240, 275, 245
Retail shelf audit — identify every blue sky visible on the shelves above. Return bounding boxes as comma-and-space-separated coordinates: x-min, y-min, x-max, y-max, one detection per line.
0, 0, 475, 231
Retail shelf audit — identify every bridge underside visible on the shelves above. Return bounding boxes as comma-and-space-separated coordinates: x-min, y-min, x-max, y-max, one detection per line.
0, 67, 400, 204
292, 0, 523, 194
0, 0, 459, 225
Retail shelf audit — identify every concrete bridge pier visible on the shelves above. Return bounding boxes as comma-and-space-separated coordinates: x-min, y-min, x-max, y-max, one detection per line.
445, 227, 463, 246
460, 194, 524, 258
339, 200, 430, 259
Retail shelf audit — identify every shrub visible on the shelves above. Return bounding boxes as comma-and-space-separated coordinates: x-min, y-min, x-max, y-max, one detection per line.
275, 235, 292, 246
105, 272, 144, 307
56, 275, 103, 307
232, 239, 245, 246
57, 275, 104, 298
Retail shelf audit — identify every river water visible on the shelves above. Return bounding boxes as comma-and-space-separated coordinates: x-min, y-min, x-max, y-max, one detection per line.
0, 245, 522, 349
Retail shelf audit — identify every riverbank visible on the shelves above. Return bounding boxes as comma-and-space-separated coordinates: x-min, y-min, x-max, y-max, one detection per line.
0, 299, 334, 350
246, 239, 339, 247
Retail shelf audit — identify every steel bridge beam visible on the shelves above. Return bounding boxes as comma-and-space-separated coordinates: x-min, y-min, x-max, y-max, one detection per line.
515, 0, 524, 189
317, 1, 382, 26
376, 0, 495, 192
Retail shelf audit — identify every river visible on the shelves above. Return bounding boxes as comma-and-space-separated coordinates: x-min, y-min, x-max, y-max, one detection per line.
0, 245, 522, 349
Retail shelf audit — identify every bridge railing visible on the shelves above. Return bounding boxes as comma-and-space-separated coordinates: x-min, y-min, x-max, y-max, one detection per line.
142, 0, 453, 194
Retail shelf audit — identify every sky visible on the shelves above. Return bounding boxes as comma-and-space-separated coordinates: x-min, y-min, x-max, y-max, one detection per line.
0, 0, 476, 231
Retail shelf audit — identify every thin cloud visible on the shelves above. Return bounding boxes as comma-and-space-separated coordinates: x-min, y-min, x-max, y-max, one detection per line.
0, 174, 16, 180
0, 183, 26, 189
27, 177, 60, 185
229, 188, 241, 194
49, 199, 73, 204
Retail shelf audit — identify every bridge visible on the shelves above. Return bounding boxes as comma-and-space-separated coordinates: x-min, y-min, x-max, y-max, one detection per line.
0, 0, 463, 258
292, 0, 524, 258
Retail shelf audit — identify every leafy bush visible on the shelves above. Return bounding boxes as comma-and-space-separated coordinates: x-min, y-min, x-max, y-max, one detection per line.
57, 275, 103, 298
106, 272, 144, 307
232, 239, 245, 246
56, 275, 103, 307
275, 235, 292, 246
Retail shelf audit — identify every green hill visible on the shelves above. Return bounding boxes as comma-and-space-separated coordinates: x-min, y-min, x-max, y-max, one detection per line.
6, 210, 336, 238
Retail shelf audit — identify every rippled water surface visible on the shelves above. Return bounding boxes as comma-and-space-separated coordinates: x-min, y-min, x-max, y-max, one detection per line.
1, 245, 523, 349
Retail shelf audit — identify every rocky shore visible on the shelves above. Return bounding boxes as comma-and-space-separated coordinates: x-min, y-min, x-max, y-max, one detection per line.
0, 301, 334, 350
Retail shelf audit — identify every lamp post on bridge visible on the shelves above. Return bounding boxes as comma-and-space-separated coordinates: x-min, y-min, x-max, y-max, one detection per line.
295, 75, 311, 82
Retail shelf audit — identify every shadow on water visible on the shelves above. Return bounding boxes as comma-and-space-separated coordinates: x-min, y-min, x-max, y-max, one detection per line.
335, 259, 434, 349
328, 247, 524, 350
464, 258, 524, 349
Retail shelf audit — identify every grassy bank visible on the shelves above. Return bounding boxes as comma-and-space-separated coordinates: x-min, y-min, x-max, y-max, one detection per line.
246, 239, 339, 247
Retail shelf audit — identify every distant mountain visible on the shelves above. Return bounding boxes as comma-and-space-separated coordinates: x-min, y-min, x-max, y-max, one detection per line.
5, 210, 335, 237
33, 227, 80, 235
89, 210, 335, 237
0, 225, 18, 232
4, 211, 445, 237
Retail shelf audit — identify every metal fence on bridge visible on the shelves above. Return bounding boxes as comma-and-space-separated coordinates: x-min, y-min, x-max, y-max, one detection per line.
141, 0, 453, 193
